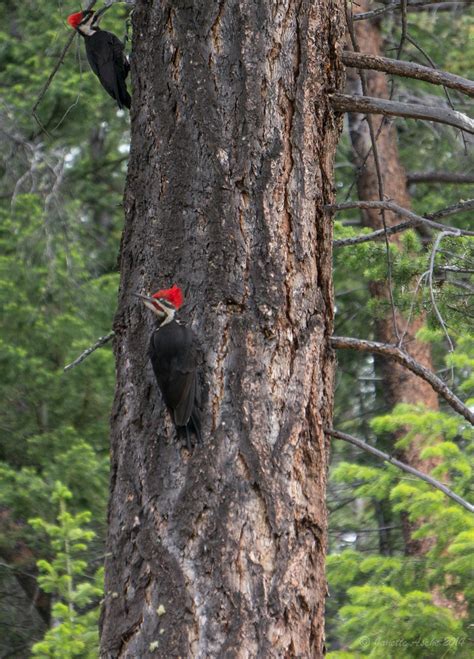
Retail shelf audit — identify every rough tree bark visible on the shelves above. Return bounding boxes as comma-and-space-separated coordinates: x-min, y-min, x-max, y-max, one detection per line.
100, 1, 344, 657
345, 2, 440, 556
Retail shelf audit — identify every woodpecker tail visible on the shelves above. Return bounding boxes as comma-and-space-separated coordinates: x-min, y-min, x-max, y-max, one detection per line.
176, 409, 201, 450
120, 88, 131, 110
190, 407, 202, 444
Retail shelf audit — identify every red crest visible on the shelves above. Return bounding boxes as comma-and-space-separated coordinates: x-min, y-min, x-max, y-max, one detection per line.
152, 285, 184, 309
67, 12, 85, 29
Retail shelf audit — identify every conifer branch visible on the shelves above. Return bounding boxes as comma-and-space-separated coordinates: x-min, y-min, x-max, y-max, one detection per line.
326, 428, 474, 513
342, 51, 474, 98
330, 336, 474, 425
330, 93, 474, 135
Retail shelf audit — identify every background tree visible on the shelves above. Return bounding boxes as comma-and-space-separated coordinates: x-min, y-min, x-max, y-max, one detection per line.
327, 3, 473, 655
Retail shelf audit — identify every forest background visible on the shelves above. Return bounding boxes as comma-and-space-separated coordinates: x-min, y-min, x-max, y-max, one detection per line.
0, 1, 472, 657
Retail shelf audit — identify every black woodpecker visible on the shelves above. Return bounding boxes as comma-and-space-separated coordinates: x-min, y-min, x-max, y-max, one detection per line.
67, 7, 131, 110
136, 285, 202, 450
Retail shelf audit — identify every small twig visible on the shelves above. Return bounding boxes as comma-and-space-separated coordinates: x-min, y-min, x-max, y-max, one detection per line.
64, 332, 115, 372
398, 269, 430, 347
428, 232, 456, 355
330, 336, 474, 424
397, 0, 408, 62
326, 428, 474, 513
342, 52, 474, 98
330, 93, 474, 135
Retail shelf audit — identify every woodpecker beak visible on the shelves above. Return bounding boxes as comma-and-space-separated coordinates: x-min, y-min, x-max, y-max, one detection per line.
133, 293, 165, 315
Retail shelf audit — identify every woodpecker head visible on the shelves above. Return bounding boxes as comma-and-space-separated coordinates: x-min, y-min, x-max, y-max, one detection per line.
135, 285, 184, 326
67, 6, 109, 36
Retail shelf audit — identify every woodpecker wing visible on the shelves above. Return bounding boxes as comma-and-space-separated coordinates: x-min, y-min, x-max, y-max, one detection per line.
173, 364, 197, 427
149, 322, 200, 427
85, 31, 130, 109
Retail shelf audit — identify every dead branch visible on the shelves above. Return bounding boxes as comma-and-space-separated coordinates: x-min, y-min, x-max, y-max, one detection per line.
330, 93, 474, 135
326, 428, 474, 513
334, 221, 426, 247
407, 172, 474, 185
342, 51, 474, 98
64, 332, 115, 372
329, 200, 474, 243
330, 336, 474, 425
354, 1, 469, 22
428, 199, 474, 222
428, 232, 456, 353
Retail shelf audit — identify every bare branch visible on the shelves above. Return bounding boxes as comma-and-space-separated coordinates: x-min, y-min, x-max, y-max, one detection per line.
64, 332, 115, 372
342, 51, 474, 98
333, 221, 422, 247
330, 93, 474, 135
329, 200, 474, 244
330, 336, 474, 424
428, 199, 474, 222
354, 1, 469, 22
407, 172, 474, 185
326, 428, 474, 513
428, 232, 456, 354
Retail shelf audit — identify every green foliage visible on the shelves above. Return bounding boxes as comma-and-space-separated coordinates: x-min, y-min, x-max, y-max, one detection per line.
29, 482, 103, 658
0, 196, 115, 530
328, 397, 473, 656
0, 2, 128, 653
334, 587, 463, 659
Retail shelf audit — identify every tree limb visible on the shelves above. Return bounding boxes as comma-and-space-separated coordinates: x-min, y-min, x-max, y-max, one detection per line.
330, 336, 474, 425
330, 93, 474, 135
333, 220, 423, 247
326, 428, 474, 513
64, 332, 115, 372
342, 51, 474, 98
354, 1, 469, 22
329, 200, 474, 245
427, 199, 474, 222
407, 172, 474, 185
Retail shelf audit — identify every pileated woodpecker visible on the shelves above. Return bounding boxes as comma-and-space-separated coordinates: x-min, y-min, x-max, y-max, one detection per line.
67, 7, 131, 110
135, 285, 202, 449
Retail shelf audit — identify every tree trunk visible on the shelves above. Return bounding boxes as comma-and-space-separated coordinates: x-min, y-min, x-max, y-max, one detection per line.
100, 1, 344, 657
346, 1, 439, 556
